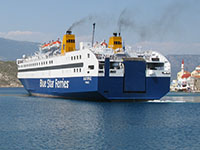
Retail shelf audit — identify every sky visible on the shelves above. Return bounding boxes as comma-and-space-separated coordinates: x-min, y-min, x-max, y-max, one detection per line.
0, 0, 200, 55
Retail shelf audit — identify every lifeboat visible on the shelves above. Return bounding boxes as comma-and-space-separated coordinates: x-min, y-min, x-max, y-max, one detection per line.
100, 40, 107, 47
49, 40, 61, 49
41, 39, 61, 51
41, 42, 50, 51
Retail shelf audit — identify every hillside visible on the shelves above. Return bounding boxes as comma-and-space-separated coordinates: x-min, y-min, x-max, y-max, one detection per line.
0, 61, 22, 87
0, 37, 39, 60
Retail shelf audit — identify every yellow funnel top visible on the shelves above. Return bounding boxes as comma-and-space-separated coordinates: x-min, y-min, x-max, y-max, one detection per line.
61, 31, 75, 55
108, 33, 122, 51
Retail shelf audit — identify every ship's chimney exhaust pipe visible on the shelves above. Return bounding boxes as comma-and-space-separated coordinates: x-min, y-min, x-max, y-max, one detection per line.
92, 23, 96, 47
66, 30, 72, 35
113, 33, 117, 37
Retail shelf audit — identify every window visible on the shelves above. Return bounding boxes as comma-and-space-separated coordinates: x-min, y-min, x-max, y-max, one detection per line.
88, 54, 90, 58
67, 39, 75, 43
49, 60, 53, 64
110, 70, 116, 73
110, 62, 120, 69
114, 41, 121, 45
88, 65, 94, 70
152, 58, 159, 61
99, 63, 104, 69
147, 63, 164, 70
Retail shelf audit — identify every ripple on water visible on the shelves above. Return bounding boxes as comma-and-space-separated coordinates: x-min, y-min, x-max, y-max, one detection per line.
0, 89, 200, 150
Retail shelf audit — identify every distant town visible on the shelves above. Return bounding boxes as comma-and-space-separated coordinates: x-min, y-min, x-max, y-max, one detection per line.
170, 60, 200, 92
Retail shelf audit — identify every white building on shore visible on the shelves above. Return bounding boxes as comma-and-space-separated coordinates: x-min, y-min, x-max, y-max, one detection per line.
170, 60, 200, 92
190, 66, 200, 92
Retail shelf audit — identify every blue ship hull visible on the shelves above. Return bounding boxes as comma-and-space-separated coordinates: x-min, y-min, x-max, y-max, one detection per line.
19, 76, 170, 101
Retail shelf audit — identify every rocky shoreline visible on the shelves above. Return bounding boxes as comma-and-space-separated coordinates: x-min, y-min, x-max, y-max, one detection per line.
0, 61, 22, 87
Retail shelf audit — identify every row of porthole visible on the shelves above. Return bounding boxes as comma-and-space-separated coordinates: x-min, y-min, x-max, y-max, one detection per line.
70, 53, 90, 61
74, 68, 82, 72
71, 55, 81, 61
19, 60, 54, 68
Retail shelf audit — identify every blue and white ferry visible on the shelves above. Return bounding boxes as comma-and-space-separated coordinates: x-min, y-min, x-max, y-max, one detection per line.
16, 30, 171, 101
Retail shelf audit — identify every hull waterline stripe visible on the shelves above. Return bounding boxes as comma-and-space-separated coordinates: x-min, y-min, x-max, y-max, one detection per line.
18, 63, 83, 72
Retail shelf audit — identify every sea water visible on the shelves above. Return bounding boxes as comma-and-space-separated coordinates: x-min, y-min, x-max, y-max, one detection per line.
0, 88, 200, 150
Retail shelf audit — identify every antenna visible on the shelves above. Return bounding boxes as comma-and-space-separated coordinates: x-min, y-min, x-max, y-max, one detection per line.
92, 23, 96, 47
123, 40, 125, 51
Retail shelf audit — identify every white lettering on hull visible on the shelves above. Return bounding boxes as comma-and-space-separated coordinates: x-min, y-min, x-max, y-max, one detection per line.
55, 79, 69, 88
40, 79, 69, 88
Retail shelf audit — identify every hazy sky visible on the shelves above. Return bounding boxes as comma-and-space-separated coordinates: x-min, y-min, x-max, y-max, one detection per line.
0, 0, 200, 54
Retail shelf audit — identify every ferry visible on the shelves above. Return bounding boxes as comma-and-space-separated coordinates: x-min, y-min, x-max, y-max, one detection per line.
16, 26, 171, 101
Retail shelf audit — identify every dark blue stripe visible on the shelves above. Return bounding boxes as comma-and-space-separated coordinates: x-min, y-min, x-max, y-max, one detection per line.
19, 76, 170, 100
18, 63, 83, 72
